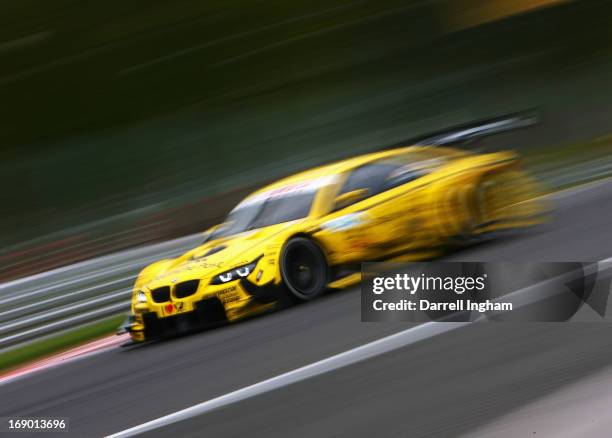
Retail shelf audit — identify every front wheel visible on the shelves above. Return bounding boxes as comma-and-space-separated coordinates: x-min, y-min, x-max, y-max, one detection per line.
280, 237, 330, 302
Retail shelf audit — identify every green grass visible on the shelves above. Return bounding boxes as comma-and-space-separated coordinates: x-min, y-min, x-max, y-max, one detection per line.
0, 314, 126, 373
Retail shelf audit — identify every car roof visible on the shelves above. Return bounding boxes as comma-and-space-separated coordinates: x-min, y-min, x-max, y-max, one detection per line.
245, 145, 464, 199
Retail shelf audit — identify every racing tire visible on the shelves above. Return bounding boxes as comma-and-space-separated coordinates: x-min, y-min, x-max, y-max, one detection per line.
280, 237, 330, 302
452, 181, 490, 245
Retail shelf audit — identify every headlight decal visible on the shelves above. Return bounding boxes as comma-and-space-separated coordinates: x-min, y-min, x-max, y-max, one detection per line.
219, 272, 233, 283
236, 266, 251, 277
211, 256, 262, 285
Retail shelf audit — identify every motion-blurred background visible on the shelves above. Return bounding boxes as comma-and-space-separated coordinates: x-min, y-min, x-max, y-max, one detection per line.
4, 4, 612, 435
2, 0, 611, 280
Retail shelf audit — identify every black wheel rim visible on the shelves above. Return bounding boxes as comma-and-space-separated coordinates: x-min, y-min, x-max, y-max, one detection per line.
285, 244, 324, 297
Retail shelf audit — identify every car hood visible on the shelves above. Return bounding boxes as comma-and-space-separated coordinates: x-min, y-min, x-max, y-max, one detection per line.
143, 221, 300, 289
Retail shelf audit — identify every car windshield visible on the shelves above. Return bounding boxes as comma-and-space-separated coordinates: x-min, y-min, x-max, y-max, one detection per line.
209, 190, 316, 240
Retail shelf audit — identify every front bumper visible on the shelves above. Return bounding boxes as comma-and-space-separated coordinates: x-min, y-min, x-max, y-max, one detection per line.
127, 279, 283, 341
137, 297, 227, 340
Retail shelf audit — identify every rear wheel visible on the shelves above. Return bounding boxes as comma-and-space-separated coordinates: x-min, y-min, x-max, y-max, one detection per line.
280, 237, 330, 302
459, 172, 523, 241
438, 182, 483, 244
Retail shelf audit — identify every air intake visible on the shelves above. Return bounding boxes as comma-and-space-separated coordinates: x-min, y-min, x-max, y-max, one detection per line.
150, 286, 171, 303
174, 280, 200, 299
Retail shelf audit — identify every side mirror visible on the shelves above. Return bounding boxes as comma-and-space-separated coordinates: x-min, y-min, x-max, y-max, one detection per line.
333, 188, 369, 211
202, 223, 227, 242
202, 224, 221, 237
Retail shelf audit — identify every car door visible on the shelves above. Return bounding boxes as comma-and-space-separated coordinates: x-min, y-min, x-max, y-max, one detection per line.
318, 156, 440, 262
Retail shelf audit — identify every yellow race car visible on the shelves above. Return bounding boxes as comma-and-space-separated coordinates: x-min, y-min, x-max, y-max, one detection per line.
125, 117, 546, 342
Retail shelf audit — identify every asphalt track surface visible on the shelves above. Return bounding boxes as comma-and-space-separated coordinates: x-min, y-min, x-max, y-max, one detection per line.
2, 180, 612, 438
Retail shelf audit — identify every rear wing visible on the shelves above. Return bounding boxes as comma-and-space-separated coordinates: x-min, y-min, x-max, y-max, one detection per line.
387, 110, 539, 148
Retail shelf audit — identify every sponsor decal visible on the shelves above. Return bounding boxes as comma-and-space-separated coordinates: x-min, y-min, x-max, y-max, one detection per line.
217, 286, 240, 303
